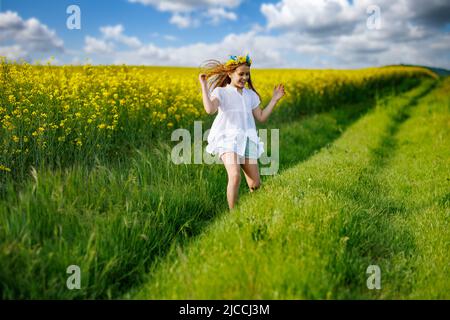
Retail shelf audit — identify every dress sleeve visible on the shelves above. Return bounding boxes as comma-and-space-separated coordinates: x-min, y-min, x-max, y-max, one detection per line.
251, 90, 261, 109
210, 87, 221, 104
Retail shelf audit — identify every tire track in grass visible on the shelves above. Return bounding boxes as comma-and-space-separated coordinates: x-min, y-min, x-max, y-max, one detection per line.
0, 88, 379, 299
374, 78, 449, 298
0, 74, 434, 298
329, 80, 437, 298
131, 80, 437, 299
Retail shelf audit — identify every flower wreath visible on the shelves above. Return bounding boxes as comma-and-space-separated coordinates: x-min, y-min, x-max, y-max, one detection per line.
225, 54, 252, 67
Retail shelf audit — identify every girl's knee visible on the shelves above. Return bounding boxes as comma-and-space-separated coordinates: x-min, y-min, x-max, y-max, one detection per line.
227, 171, 241, 185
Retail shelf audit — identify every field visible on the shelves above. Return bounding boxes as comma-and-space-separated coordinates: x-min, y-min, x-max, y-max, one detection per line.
0, 61, 448, 299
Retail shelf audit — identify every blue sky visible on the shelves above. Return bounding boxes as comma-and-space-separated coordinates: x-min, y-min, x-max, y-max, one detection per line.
1, 0, 449, 69
2, 0, 267, 49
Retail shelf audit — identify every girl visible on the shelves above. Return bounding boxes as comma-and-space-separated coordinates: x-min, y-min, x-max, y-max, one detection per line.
199, 54, 285, 210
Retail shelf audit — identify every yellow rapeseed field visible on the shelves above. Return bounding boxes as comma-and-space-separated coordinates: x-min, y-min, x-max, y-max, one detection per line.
0, 57, 436, 179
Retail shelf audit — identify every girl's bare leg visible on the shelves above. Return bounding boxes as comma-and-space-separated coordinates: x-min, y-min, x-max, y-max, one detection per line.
221, 152, 241, 210
241, 158, 261, 192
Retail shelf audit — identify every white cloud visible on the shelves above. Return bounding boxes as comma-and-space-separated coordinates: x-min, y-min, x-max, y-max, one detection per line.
70, 56, 93, 65
100, 24, 124, 38
0, 44, 28, 60
4, 2, 448, 69
84, 36, 115, 55
150, 32, 178, 41
163, 35, 178, 41
103, 29, 292, 68
206, 7, 238, 25
128, 0, 242, 27
261, 0, 359, 35
169, 13, 200, 28
258, 0, 450, 68
84, 24, 143, 54
100, 25, 142, 48
128, 0, 242, 12
0, 11, 64, 60
81, 11, 449, 70
261, 0, 450, 38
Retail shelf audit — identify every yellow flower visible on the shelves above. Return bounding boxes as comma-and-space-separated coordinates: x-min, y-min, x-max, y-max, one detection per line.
0, 164, 11, 172
0, 63, 434, 176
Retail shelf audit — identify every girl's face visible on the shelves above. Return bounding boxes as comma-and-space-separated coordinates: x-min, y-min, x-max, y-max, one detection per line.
228, 65, 251, 89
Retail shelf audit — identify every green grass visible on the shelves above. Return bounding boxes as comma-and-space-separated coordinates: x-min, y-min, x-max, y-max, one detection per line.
1, 64, 431, 191
1, 77, 448, 299
0, 82, 378, 299
131, 78, 449, 299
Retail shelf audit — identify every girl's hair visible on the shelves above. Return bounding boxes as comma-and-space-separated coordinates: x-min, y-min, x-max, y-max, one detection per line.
199, 59, 261, 101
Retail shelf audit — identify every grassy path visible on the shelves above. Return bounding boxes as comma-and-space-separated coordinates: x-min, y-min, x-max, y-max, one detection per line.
132, 78, 449, 299
0, 81, 379, 299
1, 77, 446, 299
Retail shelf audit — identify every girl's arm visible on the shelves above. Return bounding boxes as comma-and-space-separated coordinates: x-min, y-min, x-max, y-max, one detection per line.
253, 84, 285, 123
199, 74, 219, 115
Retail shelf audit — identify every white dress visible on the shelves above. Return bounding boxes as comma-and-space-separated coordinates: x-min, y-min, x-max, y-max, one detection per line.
205, 83, 264, 159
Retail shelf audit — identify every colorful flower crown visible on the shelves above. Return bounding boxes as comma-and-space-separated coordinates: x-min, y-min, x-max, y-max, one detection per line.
225, 54, 252, 67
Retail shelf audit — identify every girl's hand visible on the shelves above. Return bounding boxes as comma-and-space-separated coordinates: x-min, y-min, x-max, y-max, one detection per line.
199, 73, 208, 86
272, 84, 285, 102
